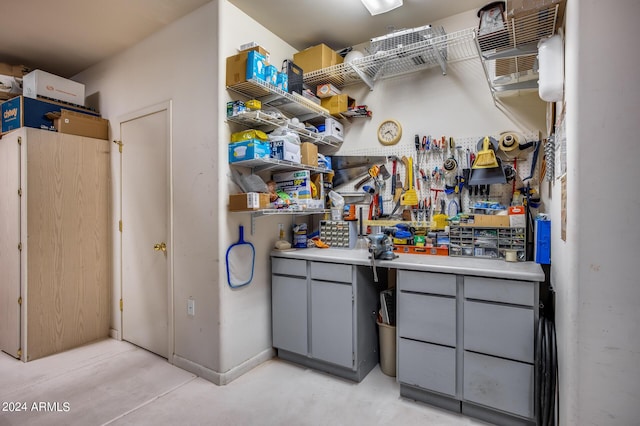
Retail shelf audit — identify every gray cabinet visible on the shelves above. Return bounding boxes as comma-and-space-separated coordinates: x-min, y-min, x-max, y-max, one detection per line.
397, 269, 539, 426
311, 280, 353, 368
272, 274, 308, 356
397, 270, 458, 399
271, 257, 378, 382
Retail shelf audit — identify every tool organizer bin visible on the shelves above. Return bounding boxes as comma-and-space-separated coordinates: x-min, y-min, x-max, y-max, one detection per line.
449, 226, 525, 260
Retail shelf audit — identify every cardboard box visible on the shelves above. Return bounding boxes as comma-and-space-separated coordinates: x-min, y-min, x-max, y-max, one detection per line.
507, 0, 565, 19
320, 94, 355, 116
273, 170, 314, 200
319, 117, 344, 143
300, 142, 318, 167
316, 83, 341, 98
245, 50, 268, 82
228, 139, 270, 163
228, 192, 271, 211
23, 70, 85, 106
0, 63, 30, 78
473, 214, 511, 228
1, 96, 100, 135
49, 109, 109, 140
225, 46, 270, 87
270, 137, 301, 163
293, 44, 343, 74
509, 205, 526, 227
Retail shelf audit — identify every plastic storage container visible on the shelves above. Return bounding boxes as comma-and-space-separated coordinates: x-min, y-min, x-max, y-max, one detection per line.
377, 321, 396, 377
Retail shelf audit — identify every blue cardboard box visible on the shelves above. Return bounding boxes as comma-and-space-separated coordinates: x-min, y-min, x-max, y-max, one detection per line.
245, 50, 267, 82
276, 72, 288, 91
1, 95, 100, 135
229, 139, 270, 163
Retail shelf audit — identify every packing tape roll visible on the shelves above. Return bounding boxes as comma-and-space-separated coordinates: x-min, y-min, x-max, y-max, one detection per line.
499, 133, 520, 155
505, 249, 518, 262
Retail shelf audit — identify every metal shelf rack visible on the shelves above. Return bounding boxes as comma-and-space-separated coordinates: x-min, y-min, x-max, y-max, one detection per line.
226, 110, 342, 150
227, 78, 332, 123
230, 157, 331, 174
475, 4, 562, 97
303, 28, 478, 91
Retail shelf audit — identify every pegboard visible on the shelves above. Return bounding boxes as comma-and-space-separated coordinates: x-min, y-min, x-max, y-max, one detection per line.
333, 131, 540, 219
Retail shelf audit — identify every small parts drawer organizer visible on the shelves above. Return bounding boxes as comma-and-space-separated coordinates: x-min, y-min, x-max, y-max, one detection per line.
449, 226, 525, 261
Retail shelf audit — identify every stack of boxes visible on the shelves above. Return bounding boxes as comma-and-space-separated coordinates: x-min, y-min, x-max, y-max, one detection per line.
0, 66, 109, 139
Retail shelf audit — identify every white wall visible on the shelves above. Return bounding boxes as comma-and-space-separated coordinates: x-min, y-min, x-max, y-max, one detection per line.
553, 0, 640, 424
76, 2, 222, 373
75, 0, 302, 383
216, 0, 299, 377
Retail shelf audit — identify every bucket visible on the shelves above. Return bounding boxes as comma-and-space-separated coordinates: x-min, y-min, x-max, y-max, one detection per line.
377, 321, 396, 377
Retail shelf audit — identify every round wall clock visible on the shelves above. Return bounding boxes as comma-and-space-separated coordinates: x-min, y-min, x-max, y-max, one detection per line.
377, 119, 402, 145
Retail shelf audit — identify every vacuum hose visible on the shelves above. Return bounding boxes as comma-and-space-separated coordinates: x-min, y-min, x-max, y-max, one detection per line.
536, 315, 558, 426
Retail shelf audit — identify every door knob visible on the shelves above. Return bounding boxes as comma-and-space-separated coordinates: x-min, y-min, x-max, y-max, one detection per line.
153, 242, 167, 253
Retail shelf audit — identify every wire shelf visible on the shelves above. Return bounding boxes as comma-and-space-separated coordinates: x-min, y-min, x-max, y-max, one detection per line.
303, 28, 478, 90
227, 78, 332, 122
226, 110, 342, 149
476, 4, 561, 95
230, 157, 332, 174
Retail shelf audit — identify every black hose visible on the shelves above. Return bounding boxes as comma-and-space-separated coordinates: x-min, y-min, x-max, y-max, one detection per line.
536, 315, 558, 426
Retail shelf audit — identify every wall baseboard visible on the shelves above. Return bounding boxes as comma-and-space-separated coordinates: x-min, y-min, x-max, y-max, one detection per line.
172, 348, 275, 386
109, 328, 121, 340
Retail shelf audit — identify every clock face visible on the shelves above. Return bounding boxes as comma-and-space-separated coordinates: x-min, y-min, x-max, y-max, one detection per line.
378, 119, 402, 145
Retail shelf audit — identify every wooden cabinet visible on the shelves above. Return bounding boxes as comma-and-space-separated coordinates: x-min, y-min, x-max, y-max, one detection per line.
0, 128, 110, 362
271, 257, 379, 382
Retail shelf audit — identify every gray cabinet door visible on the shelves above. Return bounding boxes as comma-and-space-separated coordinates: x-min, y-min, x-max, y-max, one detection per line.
272, 275, 308, 355
311, 280, 353, 368
463, 351, 534, 419
398, 338, 456, 396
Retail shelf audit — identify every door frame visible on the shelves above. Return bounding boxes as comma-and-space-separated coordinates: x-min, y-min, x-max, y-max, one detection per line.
117, 100, 174, 361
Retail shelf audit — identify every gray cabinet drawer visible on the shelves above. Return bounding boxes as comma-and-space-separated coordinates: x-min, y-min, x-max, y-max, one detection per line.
463, 351, 534, 419
398, 292, 456, 346
464, 276, 535, 306
272, 257, 306, 277
464, 300, 534, 363
310, 261, 352, 283
398, 338, 456, 396
398, 270, 456, 296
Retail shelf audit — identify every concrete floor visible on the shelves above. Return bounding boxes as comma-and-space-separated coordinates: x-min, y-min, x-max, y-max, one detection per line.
0, 339, 489, 425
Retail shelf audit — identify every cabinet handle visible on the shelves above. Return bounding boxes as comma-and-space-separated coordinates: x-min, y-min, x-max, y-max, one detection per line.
153, 242, 167, 253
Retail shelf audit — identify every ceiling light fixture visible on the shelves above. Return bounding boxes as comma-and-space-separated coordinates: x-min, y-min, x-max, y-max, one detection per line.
360, 0, 403, 16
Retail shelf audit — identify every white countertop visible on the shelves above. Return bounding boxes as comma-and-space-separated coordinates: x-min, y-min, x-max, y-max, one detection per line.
271, 248, 545, 282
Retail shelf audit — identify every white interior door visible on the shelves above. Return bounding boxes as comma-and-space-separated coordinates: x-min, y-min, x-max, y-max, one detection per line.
0, 131, 21, 358
121, 105, 171, 358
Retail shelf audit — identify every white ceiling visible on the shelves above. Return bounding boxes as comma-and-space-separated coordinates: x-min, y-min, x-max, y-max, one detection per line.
0, 0, 489, 78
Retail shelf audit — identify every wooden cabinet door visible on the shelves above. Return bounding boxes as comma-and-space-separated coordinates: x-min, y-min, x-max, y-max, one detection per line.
0, 130, 22, 358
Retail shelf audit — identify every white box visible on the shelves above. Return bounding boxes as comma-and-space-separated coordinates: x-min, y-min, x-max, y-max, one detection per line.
509, 213, 526, 228
270, 137, 301, 163
23, 70, 85, 106
320, 117, 344, 143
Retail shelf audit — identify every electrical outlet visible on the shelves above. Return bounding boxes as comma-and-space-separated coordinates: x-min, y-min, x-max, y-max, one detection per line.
187, 298, 195, 316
